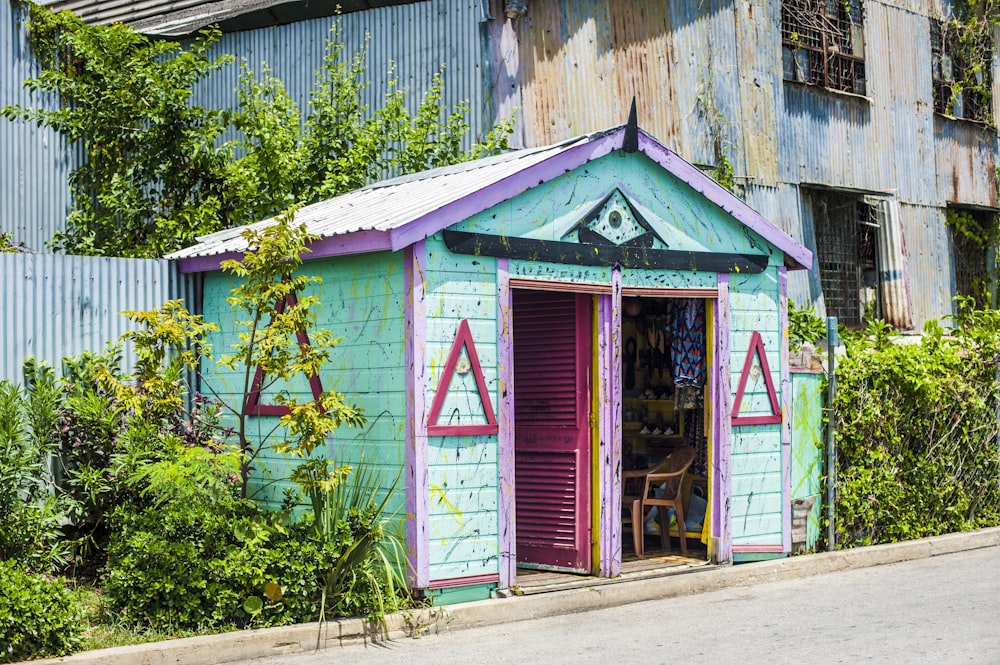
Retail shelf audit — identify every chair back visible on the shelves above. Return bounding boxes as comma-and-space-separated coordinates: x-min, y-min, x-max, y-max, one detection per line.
644, 446, 697, 502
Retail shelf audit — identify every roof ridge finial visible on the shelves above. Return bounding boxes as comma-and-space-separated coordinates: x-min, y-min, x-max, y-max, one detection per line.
623, 97, 638, 153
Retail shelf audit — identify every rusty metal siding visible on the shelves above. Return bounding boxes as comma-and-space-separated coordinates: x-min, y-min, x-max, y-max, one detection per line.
0, 0, 75, 252
192, 1, 491, 149
935, 117, 998, 208
1, 254, 196, 385
513, 0, 755, 168
734, 1, 780, 186
901, 203, 953, 326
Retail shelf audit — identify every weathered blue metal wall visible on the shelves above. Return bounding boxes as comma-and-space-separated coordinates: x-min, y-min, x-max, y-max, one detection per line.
506, 0, 999, 329
190, 1, 492, 147
0, 253, 197, 384
0, 0, 75, 251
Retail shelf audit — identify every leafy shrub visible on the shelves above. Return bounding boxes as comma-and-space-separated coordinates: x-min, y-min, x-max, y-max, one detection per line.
0, 374, 68, 571
0, 559, 84, 662
104, 502, 355, 631
833, 303, 1000, 546
788, 299, 826, 351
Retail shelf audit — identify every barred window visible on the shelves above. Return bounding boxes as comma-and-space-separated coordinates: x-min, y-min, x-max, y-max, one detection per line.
931, 19, 992, 123
947, 207, 995, 305
782, 0, 866, 95
808, 190, 880, 328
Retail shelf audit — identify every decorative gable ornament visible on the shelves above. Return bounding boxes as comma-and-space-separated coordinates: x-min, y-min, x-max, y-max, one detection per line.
426, 319, 498, 436
731, 330, 782, 426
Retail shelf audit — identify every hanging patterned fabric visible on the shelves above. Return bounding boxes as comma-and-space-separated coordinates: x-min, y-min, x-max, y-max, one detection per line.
667, 298, 706, 402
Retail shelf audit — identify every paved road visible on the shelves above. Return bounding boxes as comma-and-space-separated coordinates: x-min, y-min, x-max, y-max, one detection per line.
252, 546, 1000, 665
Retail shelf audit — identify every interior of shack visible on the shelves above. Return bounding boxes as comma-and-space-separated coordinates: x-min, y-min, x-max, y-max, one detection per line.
621, 296, 711, 555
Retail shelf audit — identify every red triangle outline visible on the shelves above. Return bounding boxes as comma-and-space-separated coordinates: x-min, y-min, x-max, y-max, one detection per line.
731, 330, 782, 426
244, 286, 325, 417
426, 319, 499, 436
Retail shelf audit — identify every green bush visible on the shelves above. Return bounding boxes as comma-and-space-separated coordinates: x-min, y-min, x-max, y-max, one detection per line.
0, 559, 84, 662
833, 305, 1000, 546
103, 502, 349, 631
0, 374, 69, 571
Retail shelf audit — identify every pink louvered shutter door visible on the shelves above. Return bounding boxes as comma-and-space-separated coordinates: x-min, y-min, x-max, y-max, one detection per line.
512, 290, 591, 572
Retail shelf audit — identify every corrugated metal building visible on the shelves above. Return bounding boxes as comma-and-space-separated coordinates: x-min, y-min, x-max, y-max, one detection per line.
3, 0, 998, 358
0, 253, 198, 383
495, 0, 999, 328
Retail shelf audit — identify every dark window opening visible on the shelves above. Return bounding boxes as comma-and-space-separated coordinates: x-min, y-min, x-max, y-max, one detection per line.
948, 207, 995, 305
782, 0, 866, 95
809, 190, 880, 328
931, 19, 993, 123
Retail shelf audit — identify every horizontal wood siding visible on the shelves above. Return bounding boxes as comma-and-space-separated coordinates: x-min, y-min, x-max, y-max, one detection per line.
201, 252, 406, 512
728, 268, 784, 546
423, 235, 501, 583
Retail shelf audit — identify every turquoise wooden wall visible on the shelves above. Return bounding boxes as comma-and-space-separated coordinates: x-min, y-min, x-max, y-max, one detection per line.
423, 236, 502, 581
201, 251, 407, 512
728, 268, 785, 547
791, 371, 824, 552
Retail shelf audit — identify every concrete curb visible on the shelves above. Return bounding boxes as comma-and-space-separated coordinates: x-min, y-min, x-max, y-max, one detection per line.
27, 527, 1000, 665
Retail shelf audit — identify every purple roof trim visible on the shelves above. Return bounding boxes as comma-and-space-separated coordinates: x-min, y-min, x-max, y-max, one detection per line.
636, 132, 812, 270
177, 251, 244, 274
175, 125, 810, 273
386, 131, 626, 251
176, 230, 394, 273
308, 230, 394, 259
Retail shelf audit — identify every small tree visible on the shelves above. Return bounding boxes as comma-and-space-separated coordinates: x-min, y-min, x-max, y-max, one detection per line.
3, 2, 512, 257
213, 209, 365, 498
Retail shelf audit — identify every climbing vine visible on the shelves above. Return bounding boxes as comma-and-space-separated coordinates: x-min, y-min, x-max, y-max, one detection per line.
695, 73, 735, 192
936, 0, 999, 124
946, 206, 998, 305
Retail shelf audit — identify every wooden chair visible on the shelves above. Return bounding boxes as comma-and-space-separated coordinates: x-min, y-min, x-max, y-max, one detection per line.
631, 446, 697, 557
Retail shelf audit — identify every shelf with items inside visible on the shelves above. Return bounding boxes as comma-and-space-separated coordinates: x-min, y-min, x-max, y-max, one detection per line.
622, 395, 685, 461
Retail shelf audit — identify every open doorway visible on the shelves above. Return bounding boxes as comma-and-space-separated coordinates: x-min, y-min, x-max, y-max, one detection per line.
620, 295, 712, 564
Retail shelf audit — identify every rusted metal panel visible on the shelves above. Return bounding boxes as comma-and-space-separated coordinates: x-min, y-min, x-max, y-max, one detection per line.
935, 117, 998, 208
734, 0, 779, 186
0, 253, 195, 385
514, 0, 756, 170
515, 0, 679, 150
900, 203, 954, 327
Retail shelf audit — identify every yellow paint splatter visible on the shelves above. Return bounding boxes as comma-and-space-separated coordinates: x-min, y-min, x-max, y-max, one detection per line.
430, 484, 465, 526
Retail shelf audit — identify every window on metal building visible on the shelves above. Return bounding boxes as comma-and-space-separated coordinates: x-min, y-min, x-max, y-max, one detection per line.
781, 0, 867, 95
808, 190, 880, 328
930, 19, 993, 123
947, 207, 996, 305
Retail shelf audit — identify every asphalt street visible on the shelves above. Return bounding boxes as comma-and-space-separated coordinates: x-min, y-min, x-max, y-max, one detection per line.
247, 545, 1000, 665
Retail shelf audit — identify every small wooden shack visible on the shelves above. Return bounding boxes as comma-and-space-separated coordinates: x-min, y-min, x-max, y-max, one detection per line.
172, 121, 812, 603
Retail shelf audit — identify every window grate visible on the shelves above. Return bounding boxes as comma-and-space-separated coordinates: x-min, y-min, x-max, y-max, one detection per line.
930, 18, 993, 122
782, 0, 866, 95
811, 191, 881, 328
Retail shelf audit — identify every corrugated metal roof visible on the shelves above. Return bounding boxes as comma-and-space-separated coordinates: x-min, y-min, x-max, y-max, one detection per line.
168, 124, 813, 273
167, 133, 590, 260
39, 0, 424, 36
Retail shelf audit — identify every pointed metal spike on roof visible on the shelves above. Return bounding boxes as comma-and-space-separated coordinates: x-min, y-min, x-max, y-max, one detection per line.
623, 97, 639, 153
